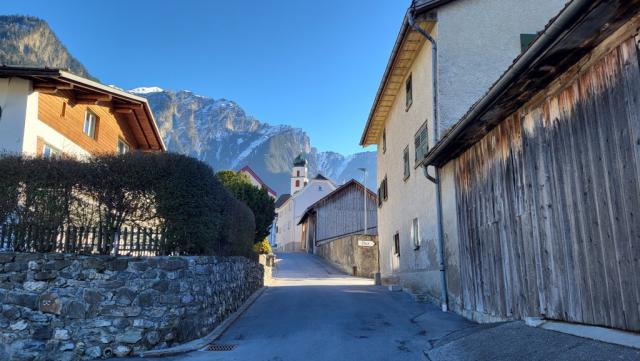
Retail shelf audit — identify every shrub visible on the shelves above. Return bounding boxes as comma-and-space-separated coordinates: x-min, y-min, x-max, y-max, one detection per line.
0, 153, 255, 256
216, 170, 275, 244
252, 238, 272, 255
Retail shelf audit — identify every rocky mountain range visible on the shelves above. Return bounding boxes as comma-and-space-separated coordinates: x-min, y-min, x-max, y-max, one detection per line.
0, 16, 92, 79
130, 87, 376, 195
0, 15, 376, 196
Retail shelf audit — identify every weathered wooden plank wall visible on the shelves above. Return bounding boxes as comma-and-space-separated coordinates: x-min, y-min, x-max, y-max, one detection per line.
453, 36, 640, 331
315, 185, 377, 242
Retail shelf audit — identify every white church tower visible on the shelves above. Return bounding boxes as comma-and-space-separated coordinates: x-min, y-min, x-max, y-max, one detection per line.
291, 154, 308, 194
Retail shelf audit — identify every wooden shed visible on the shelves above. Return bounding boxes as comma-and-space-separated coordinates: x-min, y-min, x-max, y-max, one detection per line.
425, 0, 640, 331
298, 180, 379, 277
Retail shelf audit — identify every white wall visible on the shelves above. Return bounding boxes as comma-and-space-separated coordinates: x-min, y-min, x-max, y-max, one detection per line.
376, 40, 442, 298
437, 0, 567, 133
0, 77, 30, 153
0, 77, 89, 158
275, 178, 336, 252
275, 198, 294, 251
375, 0, 567, 298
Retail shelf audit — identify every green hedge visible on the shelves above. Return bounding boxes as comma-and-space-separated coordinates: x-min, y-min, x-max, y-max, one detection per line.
0, 153, 255, 257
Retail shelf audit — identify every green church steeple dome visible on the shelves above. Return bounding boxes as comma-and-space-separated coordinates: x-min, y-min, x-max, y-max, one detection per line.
293, 153, 307, 167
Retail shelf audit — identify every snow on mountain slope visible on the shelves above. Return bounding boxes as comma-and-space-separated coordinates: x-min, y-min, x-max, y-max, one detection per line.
129, 86, 164, 94
132, 88, 376, 195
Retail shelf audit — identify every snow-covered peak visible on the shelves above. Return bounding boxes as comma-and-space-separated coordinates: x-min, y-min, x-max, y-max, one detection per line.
128, 86, 164, 94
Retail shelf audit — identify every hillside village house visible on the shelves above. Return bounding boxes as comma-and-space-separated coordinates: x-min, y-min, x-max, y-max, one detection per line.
422, 0, 640, 331
298, 179, 378, 277
240, 165, 277, 199
239, 165, 277, 245
359, 0, 566, 307
274, 154, 337, 252
0, 66, 165, 157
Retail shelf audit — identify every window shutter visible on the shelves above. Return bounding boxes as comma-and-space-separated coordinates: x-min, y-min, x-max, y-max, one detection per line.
394, 232, 400, 256
383, 177, 388, 200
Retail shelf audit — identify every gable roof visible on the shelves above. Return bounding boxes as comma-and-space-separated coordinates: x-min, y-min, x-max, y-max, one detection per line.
239, 165, 277, 197
423, 0, 640, 167
0, 65, 165, 151
298, 179, 377, 225
275, 194, 291, 209
313, 174, 328, 181
360, 1, 456, 146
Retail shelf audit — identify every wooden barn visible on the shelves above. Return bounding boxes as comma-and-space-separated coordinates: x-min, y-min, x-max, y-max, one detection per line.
424, 0, 640, 331
298, 179, 379, 277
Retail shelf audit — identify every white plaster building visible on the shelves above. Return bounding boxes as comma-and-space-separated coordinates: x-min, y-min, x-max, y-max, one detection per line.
274, 155, 337, 252
359, 0, 567, 301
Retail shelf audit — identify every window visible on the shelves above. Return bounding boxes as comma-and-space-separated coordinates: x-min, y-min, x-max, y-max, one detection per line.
117, 138, 129, 155
83, 110, 97, 139
405, 74, 413, 110
42, 143, 61, 158
520, 34, 537, 52
296, 170, 300, 177
318, 185, 323, 191
415, 121, 429, 164
394, 232, 400, 256
295, 180, 300, 187
382, 128, 387, 153
411, 218, 420, 250
61, 102, 66, 117
403, 146, 410, 180
377, 176, 388, 208
383, 176, 388, 201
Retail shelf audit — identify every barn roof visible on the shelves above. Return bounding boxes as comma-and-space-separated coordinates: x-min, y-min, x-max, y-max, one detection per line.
275, 194, 291, 209
297, 179, 377, 225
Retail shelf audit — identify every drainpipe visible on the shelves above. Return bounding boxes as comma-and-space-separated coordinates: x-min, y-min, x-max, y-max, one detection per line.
408, 7, 449, 312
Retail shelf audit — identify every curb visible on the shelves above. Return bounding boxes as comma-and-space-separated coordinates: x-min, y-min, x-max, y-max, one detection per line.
138, 286, 267, 358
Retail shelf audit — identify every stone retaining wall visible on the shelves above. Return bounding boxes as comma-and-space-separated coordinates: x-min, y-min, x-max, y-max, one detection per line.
315, 234, 378, 278
0, 253, 263, 360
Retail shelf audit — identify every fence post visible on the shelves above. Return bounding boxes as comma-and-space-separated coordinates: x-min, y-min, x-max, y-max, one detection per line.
0, 223, 6, 250
111, 229, 120, 257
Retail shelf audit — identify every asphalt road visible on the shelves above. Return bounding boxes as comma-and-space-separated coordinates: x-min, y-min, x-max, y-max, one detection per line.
126, 252, 640, 361
137, 252, 469, 361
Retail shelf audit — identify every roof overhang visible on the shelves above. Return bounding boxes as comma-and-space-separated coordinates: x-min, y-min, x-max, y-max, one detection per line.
359, 3, 444, 146
423, 0, 640, 167
0, 66, 166, 152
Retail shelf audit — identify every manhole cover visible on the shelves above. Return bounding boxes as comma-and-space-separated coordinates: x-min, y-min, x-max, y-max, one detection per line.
206, 344, 237, 351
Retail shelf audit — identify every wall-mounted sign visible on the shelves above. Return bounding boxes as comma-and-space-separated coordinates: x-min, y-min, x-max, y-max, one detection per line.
358, 239, 375, 247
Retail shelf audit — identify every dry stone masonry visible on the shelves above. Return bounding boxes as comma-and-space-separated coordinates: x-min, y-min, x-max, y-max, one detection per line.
0, 253, 263, 360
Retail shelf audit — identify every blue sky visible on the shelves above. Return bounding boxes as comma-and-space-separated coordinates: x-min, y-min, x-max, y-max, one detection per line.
3, 1, 409, 155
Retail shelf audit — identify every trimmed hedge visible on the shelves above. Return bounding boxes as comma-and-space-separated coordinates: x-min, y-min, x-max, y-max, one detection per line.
0, 153, 255, 257
216, 170, 275, 244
